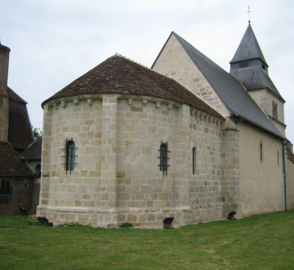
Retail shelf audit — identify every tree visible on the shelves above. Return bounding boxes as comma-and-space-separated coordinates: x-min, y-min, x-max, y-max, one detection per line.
32, 126, 42, 139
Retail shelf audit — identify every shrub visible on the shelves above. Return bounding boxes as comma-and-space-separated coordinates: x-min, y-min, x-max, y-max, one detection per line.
120, 222, 133, 228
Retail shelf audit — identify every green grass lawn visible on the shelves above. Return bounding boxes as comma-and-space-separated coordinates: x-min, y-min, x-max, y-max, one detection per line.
1, 211, 294, 270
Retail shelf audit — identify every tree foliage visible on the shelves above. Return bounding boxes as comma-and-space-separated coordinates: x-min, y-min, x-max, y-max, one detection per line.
32, 126, 42, 139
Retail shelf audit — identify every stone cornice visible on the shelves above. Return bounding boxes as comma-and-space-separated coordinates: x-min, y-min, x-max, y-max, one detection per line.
46, 94, 184, 110
267, 115, 286, 129
190, 108, 222, 126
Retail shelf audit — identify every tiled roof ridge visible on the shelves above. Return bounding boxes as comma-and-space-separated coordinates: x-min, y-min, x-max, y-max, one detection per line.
114, 53, 150, 70
114, 53, 221, 115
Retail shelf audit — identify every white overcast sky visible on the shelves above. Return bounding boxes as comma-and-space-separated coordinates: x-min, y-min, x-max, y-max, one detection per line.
1, 0, 294, 142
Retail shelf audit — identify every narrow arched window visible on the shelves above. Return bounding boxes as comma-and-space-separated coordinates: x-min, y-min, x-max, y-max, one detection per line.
66, 141, 75, 174
35, 164, 41, 178
192, 147, 196, 174
260, 142, 263, 162
272, 101, 278, 119
277, 151, 279, 166
159, 143, 169, 175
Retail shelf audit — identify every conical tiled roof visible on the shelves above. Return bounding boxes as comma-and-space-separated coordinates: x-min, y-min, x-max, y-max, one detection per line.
42, 55, 223, 119
7, 88, 34, 150
230, 23, 268, 66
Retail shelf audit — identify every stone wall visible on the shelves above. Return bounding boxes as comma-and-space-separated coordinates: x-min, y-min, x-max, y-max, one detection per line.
189, 110, 223, 222
38, 97, 103, 226
152, 33, 230, 117
37, 94, 223, 227
0, 177, 33, 215
27, 160, 41, 213
248, 89, 285, 136
238, 121, 284, 216
12, 178, 34, 214
116, 98, 179, 227
220, 118, 241, 218
286, 145, 294, 210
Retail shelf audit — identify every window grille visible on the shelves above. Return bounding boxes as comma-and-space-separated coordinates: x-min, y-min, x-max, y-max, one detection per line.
158, 143, 170, 175
66, 140, 75, 174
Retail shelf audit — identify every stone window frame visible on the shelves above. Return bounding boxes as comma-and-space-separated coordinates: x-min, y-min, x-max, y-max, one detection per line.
192, 146, 196, 174
159, 143, 170, 175
272, 101, 278, 119
277, 151, 279, 166
260, 140, 263, 163
66, 140, 76, 174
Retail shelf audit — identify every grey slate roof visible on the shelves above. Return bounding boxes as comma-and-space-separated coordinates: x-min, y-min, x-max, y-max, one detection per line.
20, 137, 42, 160
153, 32, 284, 140
230, 24, 268, 66
230, 67, 285, 102
229, 24, 284, 102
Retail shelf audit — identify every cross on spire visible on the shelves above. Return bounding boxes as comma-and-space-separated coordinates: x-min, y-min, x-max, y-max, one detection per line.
246, 5, 253, 23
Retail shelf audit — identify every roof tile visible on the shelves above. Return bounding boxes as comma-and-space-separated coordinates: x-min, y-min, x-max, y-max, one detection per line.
0, 142, 33, 176
42, 55, 223, 119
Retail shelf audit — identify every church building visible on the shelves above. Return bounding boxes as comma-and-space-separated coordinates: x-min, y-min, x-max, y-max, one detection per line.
37, 24, 294, 227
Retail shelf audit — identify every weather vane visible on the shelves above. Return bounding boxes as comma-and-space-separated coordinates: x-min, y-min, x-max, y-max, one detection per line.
246, 5, 253, 23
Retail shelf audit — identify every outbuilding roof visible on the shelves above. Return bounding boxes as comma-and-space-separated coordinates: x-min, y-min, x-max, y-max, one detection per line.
0, 141, 33, 176
20, 137, 42, 160
42, 55, 223, 119
154, 31, 284, 140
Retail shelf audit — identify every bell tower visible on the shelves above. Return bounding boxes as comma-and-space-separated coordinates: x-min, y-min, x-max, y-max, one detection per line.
0, 42, 10, 141
230, 23, 286, 136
